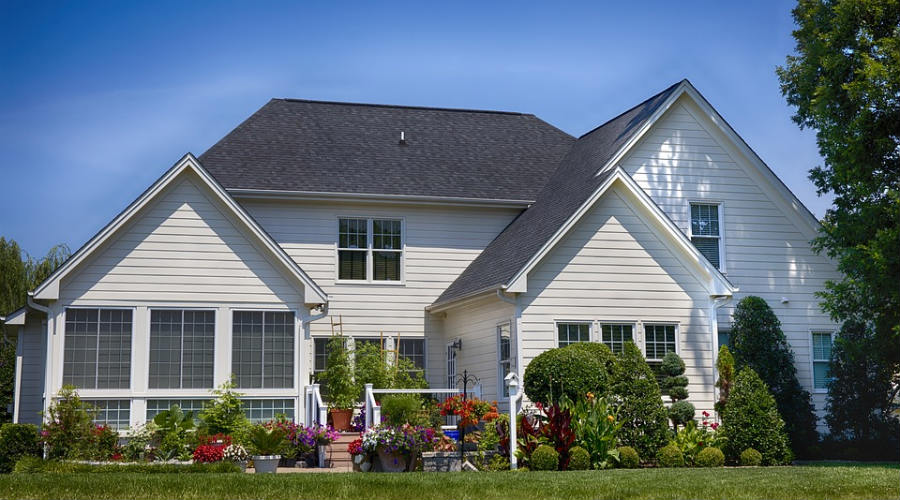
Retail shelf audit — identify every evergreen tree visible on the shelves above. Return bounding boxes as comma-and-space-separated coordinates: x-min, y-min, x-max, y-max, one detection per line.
721, 367, 792, 465
611, 342, 670, 460
731, 296, 818, 456
660, 352, 694, 429
714, 344, 735, 414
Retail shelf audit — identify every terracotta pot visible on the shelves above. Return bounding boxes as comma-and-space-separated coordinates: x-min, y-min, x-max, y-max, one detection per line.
376, 447, 408, 473
330, 408, 353, 431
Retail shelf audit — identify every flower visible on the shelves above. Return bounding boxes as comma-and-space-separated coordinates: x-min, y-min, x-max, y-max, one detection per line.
223, 444, 249, 462
710, 422, 720, 431
607, 415, 615, 423
586, 392, 595, 400
702, 411, 710, 418
347, 437, 364, 456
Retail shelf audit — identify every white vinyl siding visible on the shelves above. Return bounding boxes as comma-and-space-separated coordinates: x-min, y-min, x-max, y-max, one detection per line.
619, 95, 841, 416
520, 185, 714, 412
16, 317, 47, 425
63, 308, 132, 389
811, 332, 834, 391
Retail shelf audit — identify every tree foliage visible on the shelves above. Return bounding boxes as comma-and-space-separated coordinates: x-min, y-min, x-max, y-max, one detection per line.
721, 368, 792, 465
777, 0, 900, 439
611, 342, 670, 460
714, 345, 735, 414
731, 296, 818, 455
523, 342, 613, 404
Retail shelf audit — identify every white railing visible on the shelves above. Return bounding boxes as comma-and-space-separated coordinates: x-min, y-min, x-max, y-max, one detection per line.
363, 384, 461, 429
305, 383, 328, 426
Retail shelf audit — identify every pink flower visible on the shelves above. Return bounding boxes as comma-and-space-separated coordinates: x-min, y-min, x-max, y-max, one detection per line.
710, 422, 720, 431
702, 411, 710, 418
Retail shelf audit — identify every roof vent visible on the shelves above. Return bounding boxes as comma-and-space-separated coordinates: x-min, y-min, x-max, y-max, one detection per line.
399, 131, 407, 146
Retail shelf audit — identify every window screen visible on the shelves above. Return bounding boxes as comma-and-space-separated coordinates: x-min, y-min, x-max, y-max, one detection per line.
690, 203, 721, 269
644, 324, 677, 361
88, 399, 131, 430
557, 323, 590, 347
812, 332, 833, 389
149, 310, 215, 389
600, 324, 633, 354
64, 308, 132, 389
232, 311, 295, 389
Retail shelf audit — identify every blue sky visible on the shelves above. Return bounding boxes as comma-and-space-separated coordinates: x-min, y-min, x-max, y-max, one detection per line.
0, 1, 826, 258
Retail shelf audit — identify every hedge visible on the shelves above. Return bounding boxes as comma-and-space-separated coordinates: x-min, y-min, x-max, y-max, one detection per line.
13, 457, 241, 474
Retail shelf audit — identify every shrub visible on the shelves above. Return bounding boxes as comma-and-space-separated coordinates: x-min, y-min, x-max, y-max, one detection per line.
567, 446, 591, 470
530, 444, 559, 471
40, 386, 97, 459
13, 457, 240, 474
731, 296, 818, 456
192, 444, 225, 463
616, 446, 640, 468
714, 345, 735, 414
695, 447, 725, 467
523, 344, 612, 405
611, 342, 670, 460
740, 448, 763, 466
0, 424, 41, 473
154, 405, 197, 461
668, 402, 696, 429
721, 367, 791, 465
660, 352, 694, 428
380, 394, 424, 426
656, 444, 684, 467
321, 336, 356, 410
198, 379, 250, 442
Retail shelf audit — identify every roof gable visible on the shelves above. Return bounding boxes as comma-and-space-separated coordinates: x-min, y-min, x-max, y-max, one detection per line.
32, 154, 328, 305
199, 99, 575, 202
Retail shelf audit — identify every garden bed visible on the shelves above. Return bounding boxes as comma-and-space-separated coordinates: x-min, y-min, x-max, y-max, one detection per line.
0, 465, 896, 499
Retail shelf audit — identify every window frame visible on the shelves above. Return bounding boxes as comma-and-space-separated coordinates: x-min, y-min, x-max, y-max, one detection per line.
810, 330, 835, 393
554, 320, 593, 348
147, 308, 217, 390
687, 200, 726, 272
62, 306, 135, 390
642, 323, 680, 362
397, 337, 427, 377
335, 217, 405, 284
229, 308, 298, 391
497, 322, 512, 398
598, 321, 636, 355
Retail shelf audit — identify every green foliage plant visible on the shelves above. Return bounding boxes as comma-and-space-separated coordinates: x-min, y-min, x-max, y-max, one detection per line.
611, 342, 670, 460
198, 379, 250, 443
523, 343, 613, 405
714, 345, 735, 414
321, 336, 356, 410
153, 405, 196, 461
561, 393, 621, 469
567, 446, 591, 470
247, 425, 286, 456
695, 447, 725, 467
660, 352, 694, 429
740, 448, 763, 467
0, 423, 40, 473
721, 368, 791, 465
380, 394, 424, 426
616, 446, 640, 468
656, 444, 684, 468
41, 386, 98, 459
529, 444, 559, 471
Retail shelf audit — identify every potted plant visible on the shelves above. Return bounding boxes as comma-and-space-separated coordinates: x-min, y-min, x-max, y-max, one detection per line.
223, 443, 249, 471
248, 425, 285, 474
321, 335, 356, 431
361, 424, 437, 472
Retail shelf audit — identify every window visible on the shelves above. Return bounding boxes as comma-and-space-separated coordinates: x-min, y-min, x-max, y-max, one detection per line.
398, 338, 426, 375
243, 399, 295, 423
313, 337, 331, 376
338, 218, 403, 282
718, 329, 732, 350
600, 324, 633, 354
812, 332, 834, 390
149, 310, 215, 389
690, 203, 722, 269
557, 322, 591, 347
146, 399, 208, 421
446, 343, 457, 390
644, 324, 677, 361
63, 308, 132, 389
232, 311, 295, 389
498, 323, 512, 397
87, 400, 130, 430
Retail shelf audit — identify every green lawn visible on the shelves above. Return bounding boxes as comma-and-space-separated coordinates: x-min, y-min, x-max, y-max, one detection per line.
0, 464, 897, 500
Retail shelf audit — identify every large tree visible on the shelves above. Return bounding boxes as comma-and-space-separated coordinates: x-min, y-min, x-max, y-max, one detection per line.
0, 238, 70, 422
777, 0, 899, 424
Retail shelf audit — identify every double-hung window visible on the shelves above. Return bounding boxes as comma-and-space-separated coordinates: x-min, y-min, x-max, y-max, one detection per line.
338, 218, 403, 282
557, 322, 590, 348
63, 308, 132, 389
812, 332, 834, 390
149, 310, 215, 389
398, 338, 426, 376
600, 324, 633, 354
498, 323, 512, 397
690, 203, 723, 270
644, 324, 678, 392
232, 311, 295, 389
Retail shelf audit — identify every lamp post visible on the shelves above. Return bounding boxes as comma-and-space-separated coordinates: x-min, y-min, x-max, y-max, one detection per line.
504, 372, 522, 470
456, 369, 479, 466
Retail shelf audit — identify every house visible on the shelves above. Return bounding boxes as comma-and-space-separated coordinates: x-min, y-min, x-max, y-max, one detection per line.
2, 80, 839, 430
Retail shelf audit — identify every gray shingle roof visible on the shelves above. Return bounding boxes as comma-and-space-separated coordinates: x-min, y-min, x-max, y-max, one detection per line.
432, 81, 682, 307
199, 99, 575, 201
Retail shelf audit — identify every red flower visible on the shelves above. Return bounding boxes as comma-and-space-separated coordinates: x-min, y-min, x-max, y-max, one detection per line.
710, 422, 720, 431
193, 443, 226, 463
702, 411, 710, 418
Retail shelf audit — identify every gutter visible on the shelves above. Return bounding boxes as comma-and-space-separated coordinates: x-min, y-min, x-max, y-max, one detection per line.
229, 188, 534, 209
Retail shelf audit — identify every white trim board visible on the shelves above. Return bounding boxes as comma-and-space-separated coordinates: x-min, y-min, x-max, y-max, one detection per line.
32, 154, 329, 306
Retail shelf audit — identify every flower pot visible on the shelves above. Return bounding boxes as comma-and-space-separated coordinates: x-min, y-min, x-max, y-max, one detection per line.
252, 455, 281, 474
317, 445, 327, 468
235, 460, 248, 472
376, 447, 408, 473
330, 408, 353, 431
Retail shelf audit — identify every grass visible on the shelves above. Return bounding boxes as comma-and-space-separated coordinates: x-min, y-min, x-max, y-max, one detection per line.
0, 464, 897, 500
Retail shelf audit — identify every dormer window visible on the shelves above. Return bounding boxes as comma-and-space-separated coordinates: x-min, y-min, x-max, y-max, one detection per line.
338, 218, 403, 282
689, 203, 723, 270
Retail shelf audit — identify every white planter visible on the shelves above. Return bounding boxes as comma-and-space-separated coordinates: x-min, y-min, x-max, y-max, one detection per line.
252, 455, 281, 474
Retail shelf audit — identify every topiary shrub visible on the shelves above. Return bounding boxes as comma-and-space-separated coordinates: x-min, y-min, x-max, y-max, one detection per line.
611, 342, 670, 460
567, 446, 591, 471
617, 446, 640, 468
656, 444, 684, 467
530, 444, 559, 471
730, 296, 818, 457
668, 402, 696, 430
695, 447, 725, 467
660, 352, 694, 428
0, 424, 41, 473
740, 448, 763, 466
721, 368, 791, 465
524, 343, 612, 404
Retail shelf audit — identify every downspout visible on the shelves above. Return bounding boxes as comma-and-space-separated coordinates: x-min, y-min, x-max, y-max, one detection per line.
710, 295, 732, 416
302, 302, 329, 424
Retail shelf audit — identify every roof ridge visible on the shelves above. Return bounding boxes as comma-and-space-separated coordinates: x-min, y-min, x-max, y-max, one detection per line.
275, 97, 532, 116
577, 80, 684, 139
